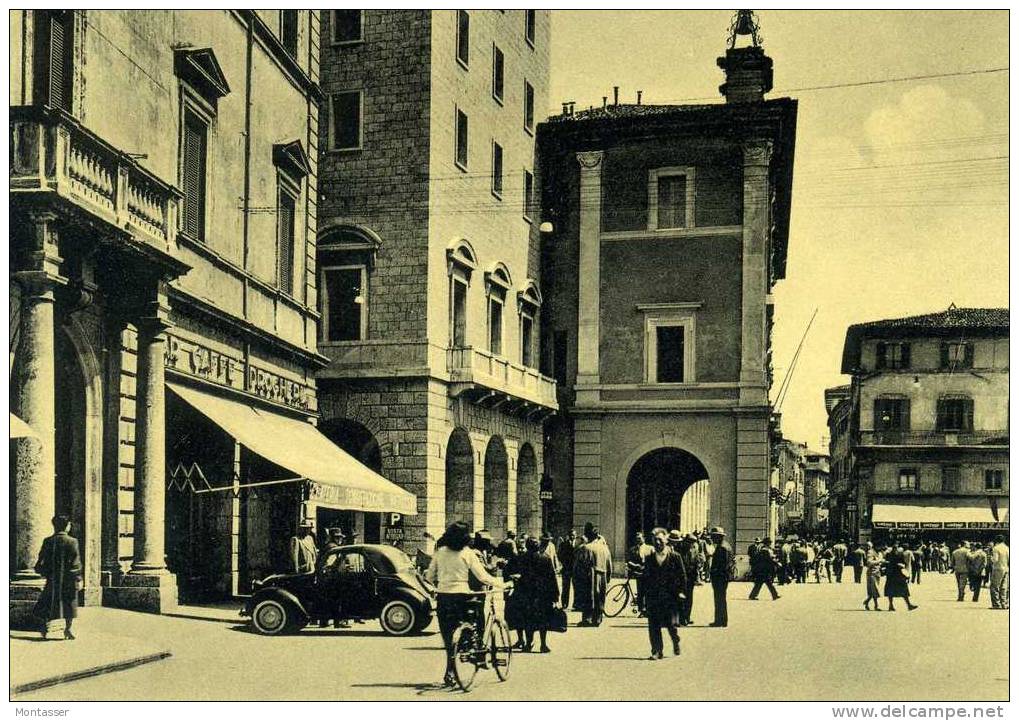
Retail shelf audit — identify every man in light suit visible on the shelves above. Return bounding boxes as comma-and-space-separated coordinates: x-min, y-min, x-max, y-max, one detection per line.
708, 526, 733, 627
952, 541, 971, 602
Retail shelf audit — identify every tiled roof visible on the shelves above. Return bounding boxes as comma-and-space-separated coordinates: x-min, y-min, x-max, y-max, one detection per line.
850, 307, 1009, 331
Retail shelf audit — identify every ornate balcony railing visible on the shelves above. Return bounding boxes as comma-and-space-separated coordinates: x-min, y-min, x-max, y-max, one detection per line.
858, 430, 1009, 447
10, 106, 180, 251
447, 346, 558, 413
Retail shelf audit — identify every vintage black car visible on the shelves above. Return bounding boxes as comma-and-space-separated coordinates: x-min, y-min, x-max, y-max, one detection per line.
242, 544, 434, 636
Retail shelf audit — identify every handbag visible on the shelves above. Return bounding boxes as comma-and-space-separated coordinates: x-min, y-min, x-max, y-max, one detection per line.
548, 607, 568, 633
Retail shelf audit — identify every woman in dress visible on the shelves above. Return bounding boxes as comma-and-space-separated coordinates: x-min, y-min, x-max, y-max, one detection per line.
883, 542, 919, 611
863, 542, 883, 611
425, 522, 511, 687
515, 536, 559, 653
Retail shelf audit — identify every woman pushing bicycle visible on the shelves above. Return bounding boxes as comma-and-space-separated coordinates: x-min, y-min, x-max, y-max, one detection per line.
426, 521, 513, 688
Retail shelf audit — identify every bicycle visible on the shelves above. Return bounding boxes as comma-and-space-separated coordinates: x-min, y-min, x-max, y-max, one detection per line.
449, 587, 513, 692
604, 570, 643, 618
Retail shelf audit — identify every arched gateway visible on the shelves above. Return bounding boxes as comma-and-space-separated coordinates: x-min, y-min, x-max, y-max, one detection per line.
625, 447, 710, 543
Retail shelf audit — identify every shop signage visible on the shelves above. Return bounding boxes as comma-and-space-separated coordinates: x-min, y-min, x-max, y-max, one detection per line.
943, 521, 966, 529
539, 490, 553, 501
384, 512, 405, 541
165, 333, 314, 412
874, 520, 1008, 530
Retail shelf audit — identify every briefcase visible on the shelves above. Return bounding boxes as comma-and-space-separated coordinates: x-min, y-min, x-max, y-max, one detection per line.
548, 607, 569, 633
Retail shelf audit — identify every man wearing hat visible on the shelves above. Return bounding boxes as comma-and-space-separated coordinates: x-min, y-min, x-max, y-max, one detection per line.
708, 526, 733, 627
558, 530, 579, 609
748, 537, 781, 601
642, 529, 687, 659
573, 522, 613, 626
674, 533, 700, 625
290, 518, 318, 574
323, 527, 346, 554
627, 532, 654, 615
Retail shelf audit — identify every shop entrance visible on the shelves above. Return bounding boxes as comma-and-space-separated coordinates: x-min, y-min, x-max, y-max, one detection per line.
625, 447, 710, 543
319, 419, 384, 543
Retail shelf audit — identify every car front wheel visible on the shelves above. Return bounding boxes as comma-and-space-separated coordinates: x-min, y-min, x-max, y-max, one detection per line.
251, 598, 292, 635
379, 599, 417, 636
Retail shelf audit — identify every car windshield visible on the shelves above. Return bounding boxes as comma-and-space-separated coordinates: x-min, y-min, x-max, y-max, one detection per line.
370, 545, 416, 574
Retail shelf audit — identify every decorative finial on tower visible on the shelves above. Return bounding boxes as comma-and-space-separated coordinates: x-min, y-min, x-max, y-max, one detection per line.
727, 9, 763, 49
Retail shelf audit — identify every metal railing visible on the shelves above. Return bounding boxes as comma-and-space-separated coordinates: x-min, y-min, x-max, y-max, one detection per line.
858, 430, 1009, 447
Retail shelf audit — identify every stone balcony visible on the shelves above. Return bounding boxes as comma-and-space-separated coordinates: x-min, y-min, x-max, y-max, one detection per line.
447, 346, 558, 417
858, 430, 1009, 448
10, 106, 181, 257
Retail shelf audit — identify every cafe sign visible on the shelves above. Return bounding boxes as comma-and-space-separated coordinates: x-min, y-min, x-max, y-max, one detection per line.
874, 520, 1008, 530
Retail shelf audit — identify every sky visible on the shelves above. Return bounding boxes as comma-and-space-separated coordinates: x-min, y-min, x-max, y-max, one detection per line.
548, 9, 1009, 451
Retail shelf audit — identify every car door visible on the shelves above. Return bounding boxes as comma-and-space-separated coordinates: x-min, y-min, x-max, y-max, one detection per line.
335, 550, 378, 619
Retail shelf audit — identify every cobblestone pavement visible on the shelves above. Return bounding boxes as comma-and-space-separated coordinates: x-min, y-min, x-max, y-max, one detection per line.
17, 571, 1008, 701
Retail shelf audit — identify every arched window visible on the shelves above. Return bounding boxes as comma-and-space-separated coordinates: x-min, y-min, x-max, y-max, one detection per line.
446, 239, 478, 347
516, 279, 542, 368
318, 224, 382, 342
484, 262, 512, 356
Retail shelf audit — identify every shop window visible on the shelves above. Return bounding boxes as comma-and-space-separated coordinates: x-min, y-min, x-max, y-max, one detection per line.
876, 341, 910, 370
491, 141, 503, 198
941, 465, 960, 493
525, 9, 536, 47
873, 397, 909, 431
985, 469, 1003, 492
936, 396, 974, 432
34, 10, 74, 111
898, 469, 918, 492
332, 10, 363, 44
321, 266, 367, 342
492, 44, 504, 103
524, 80, 535, 133
180, 108, 208, 242
280, 10, 299, 56
330, 91, 363, 151
940, 341, 974, 370
456, 10, 470, 68
648, 167, 696, 230
455, 107, 469, 170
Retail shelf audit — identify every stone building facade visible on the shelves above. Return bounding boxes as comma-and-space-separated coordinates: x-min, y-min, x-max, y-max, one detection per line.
10, 10, 413, 620
536, 39, 797, 562
314, 10, 556, 548
827, 307, 1009, 544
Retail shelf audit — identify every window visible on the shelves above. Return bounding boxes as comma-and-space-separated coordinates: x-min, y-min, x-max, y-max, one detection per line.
876, 341, 910, 370
34, 10, 74, 111
985, 469, 1003, 492
643, 309, 696, 384
321, 266, 367, 342
488, 295, 503, 355
332, 10, 363, 44
521, 313, 534, 367
936, 397, 974, 432
523, 170, 534, 221
523, 80, 535, 133
492, 44, 504, 103
648, 168, 696, 230
456, 10, 470, 68
451, 278, 468, 347
898, 468, 918, 492
181, 109, 208, 241
941, 341, 974, 370
655, 326, 685, 383
525, 9, 536, 47
455, 107, 469, 170
941, 466, 960, 493
277, 184, 297, 295
330, 91, 362, 150
873, 397, 909, 431
491, 141, 503, 198
280, 10, 298, 56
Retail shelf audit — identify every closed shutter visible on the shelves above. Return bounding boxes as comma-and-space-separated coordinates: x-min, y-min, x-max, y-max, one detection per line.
181, 114, 207, 240
48, 13, 69, 110
277, 190, 296, 295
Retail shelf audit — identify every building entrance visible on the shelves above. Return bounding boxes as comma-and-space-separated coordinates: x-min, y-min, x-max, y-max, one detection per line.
625, 447, 710, 542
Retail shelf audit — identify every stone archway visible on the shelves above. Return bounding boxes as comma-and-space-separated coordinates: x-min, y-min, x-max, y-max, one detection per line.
319, 418, 384, 543
445, 428, 475, 528
483, 436, 509, 539
516, 442, 539, 537
624, 447, 710, 545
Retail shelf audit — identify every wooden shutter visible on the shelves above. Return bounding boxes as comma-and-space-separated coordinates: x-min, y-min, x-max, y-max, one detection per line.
181, 114, 206, 240
277, 190, 296, 295
48, 14, 67, 110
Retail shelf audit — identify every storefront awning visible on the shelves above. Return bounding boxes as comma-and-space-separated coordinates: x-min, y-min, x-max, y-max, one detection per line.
168, 383, 416, 515
872, 496, 1008, 530
9, 412, 35, 439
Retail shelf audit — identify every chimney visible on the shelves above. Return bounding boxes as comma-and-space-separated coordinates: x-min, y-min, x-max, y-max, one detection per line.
613, 86, 619, 106
717, 10, 773, 103
562, 102, 570, 116
636, 90, 643, 105
602, 96, 607, 110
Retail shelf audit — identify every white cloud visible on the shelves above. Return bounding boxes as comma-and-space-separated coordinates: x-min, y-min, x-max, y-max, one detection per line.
862, 85, 986, 151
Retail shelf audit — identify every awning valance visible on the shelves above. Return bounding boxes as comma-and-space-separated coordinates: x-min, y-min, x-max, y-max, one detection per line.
168, 383, 416, 515
872, 496, 1008, 530
10, 412, 35, 439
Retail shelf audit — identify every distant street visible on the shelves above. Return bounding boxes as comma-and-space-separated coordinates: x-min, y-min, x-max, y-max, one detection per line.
17, 572, 1008, 702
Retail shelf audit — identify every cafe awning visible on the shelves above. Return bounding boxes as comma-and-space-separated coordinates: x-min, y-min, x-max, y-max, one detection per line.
9, 412, 35, 439
871, 496, 1008, 530
168, 383, 416, 515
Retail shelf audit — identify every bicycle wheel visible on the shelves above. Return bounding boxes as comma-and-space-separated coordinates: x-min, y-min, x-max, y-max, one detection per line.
488, 618, 512, 681
450, 623, 479, 692
604, 582, 630, 618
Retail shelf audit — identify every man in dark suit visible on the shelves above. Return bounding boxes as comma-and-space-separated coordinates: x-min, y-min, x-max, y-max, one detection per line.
33, 515, 82, 640
708, 526, 733, 627
673, 532, 699, 626
748, 537, 781, 600
557, 530, 578, 609
643, 529, 687, 659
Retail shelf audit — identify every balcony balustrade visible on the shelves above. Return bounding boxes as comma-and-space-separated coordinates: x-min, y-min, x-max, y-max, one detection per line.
447, 345, 558, 415
858, 430, 1008, 447
11, 106, 180, 252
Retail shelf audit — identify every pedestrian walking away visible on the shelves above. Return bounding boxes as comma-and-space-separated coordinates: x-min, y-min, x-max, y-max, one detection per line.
850, 543, 866, 584
509, 536, 559, 653
748, 538, 781, 601
32, 514, 82, 640
675, 533, 700, 625
708, 526, 732, 627
909, 543, 922, 585
642, 529, 687, 660
989, 535, 1009, 609
832, 539, 848, 583
967, 542, 988, 602
573, 522, 613, 627
952, 542, 971, 601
